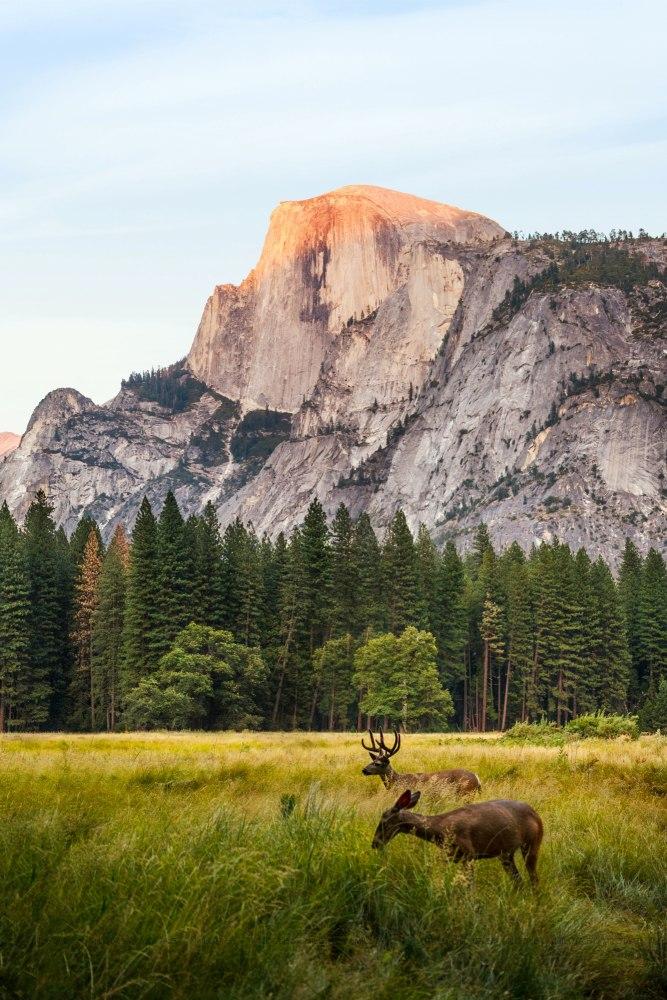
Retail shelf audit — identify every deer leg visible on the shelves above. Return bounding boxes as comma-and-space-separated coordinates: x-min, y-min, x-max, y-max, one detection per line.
500, 853, 521, 882
521, 844, 540, 887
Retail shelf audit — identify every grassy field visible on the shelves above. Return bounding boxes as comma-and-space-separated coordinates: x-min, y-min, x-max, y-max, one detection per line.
0, 731, 665, 999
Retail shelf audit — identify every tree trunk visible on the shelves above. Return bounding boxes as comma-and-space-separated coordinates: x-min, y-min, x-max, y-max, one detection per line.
501, 658, 511, 731
481, 641, 489, 732
308, 680, 320, 730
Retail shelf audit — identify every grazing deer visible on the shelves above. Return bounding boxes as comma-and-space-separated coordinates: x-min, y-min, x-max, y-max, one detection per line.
361, 730, 481, 794
372, 789, 543, 885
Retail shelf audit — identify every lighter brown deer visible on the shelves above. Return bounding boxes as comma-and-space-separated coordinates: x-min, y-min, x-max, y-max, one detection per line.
361, 730, 481, 794
372, 789, 543, 884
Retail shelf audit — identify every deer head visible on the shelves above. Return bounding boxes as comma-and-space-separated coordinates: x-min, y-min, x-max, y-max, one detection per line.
361, 729, 401, 778
372, 788, 421, 848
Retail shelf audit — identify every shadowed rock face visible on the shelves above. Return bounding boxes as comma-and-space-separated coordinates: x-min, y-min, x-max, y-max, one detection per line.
0, 185, 665, 565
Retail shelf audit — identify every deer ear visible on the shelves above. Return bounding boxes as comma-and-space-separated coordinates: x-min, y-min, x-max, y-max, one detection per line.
409, 791, 421, 809
393, 789, 414, 812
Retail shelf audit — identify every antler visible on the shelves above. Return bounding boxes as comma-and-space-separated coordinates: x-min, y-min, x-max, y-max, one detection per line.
361, 729, 380, 753
378, 729, 401, 757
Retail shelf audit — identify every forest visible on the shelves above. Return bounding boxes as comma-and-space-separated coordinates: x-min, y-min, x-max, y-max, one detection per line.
0, 490, 665, 734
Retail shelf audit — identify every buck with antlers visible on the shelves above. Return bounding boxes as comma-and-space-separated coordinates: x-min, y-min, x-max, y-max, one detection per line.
372, 789, 543, 885
361, 730, 481, 794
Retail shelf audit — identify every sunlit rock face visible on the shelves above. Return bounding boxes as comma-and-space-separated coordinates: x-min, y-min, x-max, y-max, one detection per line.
0, 433, 20, 458
187, 185, 503, 413
0, 185, 665, 566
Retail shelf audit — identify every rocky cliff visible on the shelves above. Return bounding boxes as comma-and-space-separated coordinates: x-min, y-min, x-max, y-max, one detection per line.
0, 433, 20, 458
1, 185, 665, 564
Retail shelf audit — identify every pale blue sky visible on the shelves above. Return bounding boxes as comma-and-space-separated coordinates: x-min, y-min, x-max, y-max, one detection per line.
1, 0, 666, 431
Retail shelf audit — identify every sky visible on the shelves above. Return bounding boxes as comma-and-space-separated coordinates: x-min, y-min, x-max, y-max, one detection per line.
1, 0, 666, 432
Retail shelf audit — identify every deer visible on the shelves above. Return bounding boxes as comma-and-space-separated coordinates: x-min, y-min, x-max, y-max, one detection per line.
372, 788, 543, 885
361, 729, 481, 795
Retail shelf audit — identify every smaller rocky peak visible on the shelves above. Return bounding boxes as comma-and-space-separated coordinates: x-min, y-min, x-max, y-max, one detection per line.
25, 388, 96, 435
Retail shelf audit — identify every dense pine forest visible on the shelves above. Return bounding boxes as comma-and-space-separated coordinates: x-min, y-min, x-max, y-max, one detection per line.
0, 490, 665, 734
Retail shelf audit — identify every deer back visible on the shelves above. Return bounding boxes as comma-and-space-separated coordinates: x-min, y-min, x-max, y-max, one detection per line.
433, 800, 542, 858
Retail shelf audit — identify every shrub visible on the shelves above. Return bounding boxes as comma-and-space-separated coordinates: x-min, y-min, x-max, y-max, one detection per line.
501, 720, 568, 746
565, 713, 639, 740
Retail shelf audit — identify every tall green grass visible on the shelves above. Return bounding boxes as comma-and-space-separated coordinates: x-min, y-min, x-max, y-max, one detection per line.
0, 732, 665, 999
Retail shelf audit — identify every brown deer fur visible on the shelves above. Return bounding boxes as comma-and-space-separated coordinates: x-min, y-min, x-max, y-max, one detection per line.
372, 789, 543, 884
361, 730, 481, 794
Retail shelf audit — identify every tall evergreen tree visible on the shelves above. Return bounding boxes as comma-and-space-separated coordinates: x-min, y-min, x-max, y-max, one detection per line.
221, 519, 263, 647
0, 503, 30, 731
93, 525, 129, 731
589, 557, 631, 712
416, 524, 441, 637
329, 504, 357, 637
383, 510, 422, 634
193, 502, 225, 628
300, 499, 331, 652
435, 541, 467, 691
618, 538, 643, 705
123, 497, 160, 689
353, 513, 385, 633
70, 531, 102, 729
637, 548, 667, 695
480, 597, 504, 730
499, 544, 534, 729
69, 515, 104, 568
23, 491, 62, 728
155, 491, 194, 655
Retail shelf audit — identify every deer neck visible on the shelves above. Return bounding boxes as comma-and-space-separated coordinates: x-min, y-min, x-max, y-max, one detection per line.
400, 813, 440, 844
381, 765, 396, 789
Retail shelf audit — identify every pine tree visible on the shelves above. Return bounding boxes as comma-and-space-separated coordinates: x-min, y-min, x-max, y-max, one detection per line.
416, 524, 441, 637
312, 633, 356, 730
0, 503, 30, 731
589, 557, 631, 712
70, 531, 102, 729
498, 545, 534, 728
353, 513, 385, 633
123, 496, 161, 689
155, 491, 194, 655
329, 504, 357, 637
300, 499, 331, 651
23, 491, 62, 728
193, 502, 225, 628
221, 519, 263, 647
571, 548, 598, 715
93, 525, 129, 730
480, 597, 504, 731
618, 538, 643, 705
69, 515, 104, 568
383, 510, 422, 634
273, 528, 308, 728
637, 548, 667, 694
435, 541, 467, 688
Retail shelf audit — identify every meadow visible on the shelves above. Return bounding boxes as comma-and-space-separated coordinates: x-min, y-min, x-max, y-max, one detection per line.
0, 731, 665, 1000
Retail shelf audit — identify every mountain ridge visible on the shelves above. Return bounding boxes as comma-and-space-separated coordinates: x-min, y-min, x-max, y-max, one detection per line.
1, 185, 665, 566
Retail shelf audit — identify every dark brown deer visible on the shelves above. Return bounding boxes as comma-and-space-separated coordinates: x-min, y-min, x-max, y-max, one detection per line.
361, 730, 481, 794
371, 789, 543, 885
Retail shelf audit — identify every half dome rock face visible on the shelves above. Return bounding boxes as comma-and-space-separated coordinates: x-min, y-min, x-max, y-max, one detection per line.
0, 432, 20, 458
0, 184, 664, 565
186, 185, 505, 413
